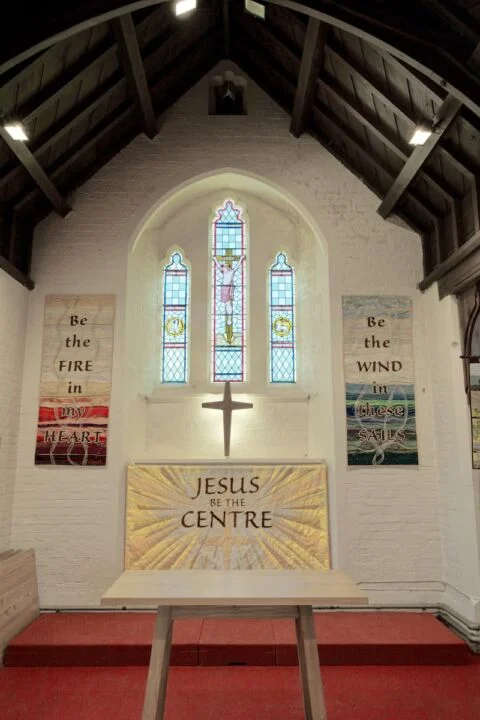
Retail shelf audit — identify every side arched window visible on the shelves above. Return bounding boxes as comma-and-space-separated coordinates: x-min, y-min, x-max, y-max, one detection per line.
161, 250, 190, 383
269, 252, 296, 383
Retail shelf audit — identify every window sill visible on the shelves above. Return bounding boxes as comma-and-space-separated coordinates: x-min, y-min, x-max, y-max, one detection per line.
141, 386, 314, 404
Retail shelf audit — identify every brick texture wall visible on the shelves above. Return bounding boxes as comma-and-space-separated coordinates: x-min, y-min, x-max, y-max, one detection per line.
9, 61, 476, 615
0, 270, 28, 551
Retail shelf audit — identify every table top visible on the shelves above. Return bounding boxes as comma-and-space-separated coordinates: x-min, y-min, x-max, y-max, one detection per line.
101, 570, 367, 607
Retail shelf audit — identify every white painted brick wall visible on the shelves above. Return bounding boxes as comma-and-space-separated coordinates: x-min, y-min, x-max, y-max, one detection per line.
9, 60, 472, 614
0, 269, 28, 551
423, 289, 480, 621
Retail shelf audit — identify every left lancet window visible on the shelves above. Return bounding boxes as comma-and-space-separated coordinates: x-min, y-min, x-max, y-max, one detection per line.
161, 250, 189, 383
211, 200, 247, 382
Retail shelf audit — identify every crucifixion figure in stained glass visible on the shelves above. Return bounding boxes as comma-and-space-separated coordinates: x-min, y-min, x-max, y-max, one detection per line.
213, 248, 245, 345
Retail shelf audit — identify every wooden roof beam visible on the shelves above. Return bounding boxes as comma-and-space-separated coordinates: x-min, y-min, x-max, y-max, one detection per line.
318, 76, 455, 206
4, 0, 480, 122
0, 253, 34, 289
290, 18, 328, 138
223, 0, 230, 57
263, 1, 480, 119
113, 13, 157, 139
377, 94, 462, 219
419, 0, 480, 47
316, 101, 442, 227
378, 42, 480, 220
0, 128, 71, 217
326, 44, 477, 183
419, 228, 480, 292
317, 100, 443, 264
13, 21, 222, 211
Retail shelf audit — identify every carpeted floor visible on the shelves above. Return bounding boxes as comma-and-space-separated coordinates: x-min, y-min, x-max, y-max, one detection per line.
2, 612, 478, 718
1, 662, 480, 719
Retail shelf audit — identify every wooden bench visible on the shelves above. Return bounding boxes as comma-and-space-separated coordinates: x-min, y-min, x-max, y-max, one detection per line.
0, 549, 39, 663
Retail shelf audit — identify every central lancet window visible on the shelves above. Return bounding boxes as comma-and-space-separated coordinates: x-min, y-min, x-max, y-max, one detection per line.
211, 199, 247, 382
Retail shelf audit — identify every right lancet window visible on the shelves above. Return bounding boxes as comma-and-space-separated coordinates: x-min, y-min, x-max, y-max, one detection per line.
269, 252, 296, 383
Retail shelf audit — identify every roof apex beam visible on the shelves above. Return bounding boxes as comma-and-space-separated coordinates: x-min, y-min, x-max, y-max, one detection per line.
378, 42, 480, 219
0, 128, 71, 217
290, 18, 328, 138
112, 13, 157, 139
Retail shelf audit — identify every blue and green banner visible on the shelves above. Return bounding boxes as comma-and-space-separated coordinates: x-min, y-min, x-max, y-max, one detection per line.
343, 296, 418, 466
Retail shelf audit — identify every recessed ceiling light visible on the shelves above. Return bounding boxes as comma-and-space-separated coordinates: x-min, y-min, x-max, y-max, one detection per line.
175, 0, 196, 16
4, 122, 28, 142
409, 125, 432, 146
245, 0, 266, 20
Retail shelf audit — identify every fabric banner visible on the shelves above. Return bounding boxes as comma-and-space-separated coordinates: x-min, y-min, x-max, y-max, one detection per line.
126, 464, 330, 570
343, 296, 418, 466
35, 295, 115, 466
470, 363, 480, 468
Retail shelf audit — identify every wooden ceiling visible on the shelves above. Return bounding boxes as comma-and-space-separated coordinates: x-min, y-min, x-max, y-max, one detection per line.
1, 0, 480, 298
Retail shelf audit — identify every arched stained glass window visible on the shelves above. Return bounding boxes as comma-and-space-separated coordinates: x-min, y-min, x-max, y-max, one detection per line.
269, 252, 296, 383
211, 200, 247, 382
161, 250, 189, 383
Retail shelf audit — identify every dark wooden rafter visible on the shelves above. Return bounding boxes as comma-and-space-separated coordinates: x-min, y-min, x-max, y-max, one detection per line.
316, 102, 442, 226
263, 0, 480, 119
1, 4, 211, 201
13, 23, 223, 213
0, 7, 165, 193
223, 0, 230, 57
419, 227, 480, 291
242, 12, 458, 218
233, 12, 440, 231
0, 1, 171, 75
234, 8, 449, 271
419, 0, 480, 46
378, 41, 480, 221
318, 77, 455, 206
290, 18, 328, 138
1, 0, 480, 296
0, 254, 34, 289
377, 94, 463, 219
0, 127, 71, 217
2, 0, 480, 123
324, 42, 479, 205
314, 100, 444, 264
112, 13, 157, 138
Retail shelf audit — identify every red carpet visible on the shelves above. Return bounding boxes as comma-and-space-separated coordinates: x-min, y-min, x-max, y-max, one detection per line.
4, 611, 470, 667
1, 663, 480, 720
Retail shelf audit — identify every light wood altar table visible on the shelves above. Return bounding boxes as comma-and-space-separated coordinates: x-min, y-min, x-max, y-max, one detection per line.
102, 570, 367, 720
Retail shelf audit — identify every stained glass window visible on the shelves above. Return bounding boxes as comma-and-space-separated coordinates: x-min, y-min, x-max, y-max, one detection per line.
211, 200, 246, 382
161, 251, 189, 383
269, 252, 296, 383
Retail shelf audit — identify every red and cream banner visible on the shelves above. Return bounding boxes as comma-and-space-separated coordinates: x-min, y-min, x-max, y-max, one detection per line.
35, 295, 115, 466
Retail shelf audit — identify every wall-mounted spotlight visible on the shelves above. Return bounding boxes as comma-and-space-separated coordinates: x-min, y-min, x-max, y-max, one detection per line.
175, 0, 197, 16
4, 121, 28, 142
408, 124, 433, 146
245, 0, 266, 20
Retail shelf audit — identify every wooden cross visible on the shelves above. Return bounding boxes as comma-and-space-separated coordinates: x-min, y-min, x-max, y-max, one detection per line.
202, 381, 253, 457
216, 247, 240, 267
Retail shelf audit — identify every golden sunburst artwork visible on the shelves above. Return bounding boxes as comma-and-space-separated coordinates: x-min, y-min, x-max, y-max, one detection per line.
125, 464, 330, 571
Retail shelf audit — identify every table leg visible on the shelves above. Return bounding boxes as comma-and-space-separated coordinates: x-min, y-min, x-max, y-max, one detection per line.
295, 606, 327, 720
142, 606, 173, 720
